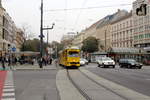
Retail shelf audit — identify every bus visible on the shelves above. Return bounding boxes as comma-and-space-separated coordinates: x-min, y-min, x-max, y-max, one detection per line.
59, 46, 80, 68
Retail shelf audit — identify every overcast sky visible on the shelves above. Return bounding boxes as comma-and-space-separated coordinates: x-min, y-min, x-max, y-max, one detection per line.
2, 0, 134, 42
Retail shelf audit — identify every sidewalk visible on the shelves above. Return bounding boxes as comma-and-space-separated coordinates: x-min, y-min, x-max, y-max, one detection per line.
13, 63, 57, 70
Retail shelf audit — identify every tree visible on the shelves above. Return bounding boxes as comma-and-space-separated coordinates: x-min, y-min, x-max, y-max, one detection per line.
51, 41, 64, 58
21, 23, 35, 40
21, 38, 47, 54
21, 23, 36, 51
81, 36, 99, 53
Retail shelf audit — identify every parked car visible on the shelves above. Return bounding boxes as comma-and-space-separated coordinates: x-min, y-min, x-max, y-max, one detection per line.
119, 59, 142, 69
81, 58, 88, 65
80, 58, 88, 66
80, 59, 86, 66
97, 57, 115, 68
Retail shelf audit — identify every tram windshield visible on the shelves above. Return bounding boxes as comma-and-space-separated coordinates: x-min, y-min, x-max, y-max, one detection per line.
68, 51, 79, 57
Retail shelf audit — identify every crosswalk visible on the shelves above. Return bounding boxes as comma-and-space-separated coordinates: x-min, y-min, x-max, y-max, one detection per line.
1, 71, 15, 100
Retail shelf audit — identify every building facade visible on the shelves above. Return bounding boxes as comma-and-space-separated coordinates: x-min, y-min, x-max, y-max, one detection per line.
133, 0, 150, 50
71, 9, 129, 51
71, 32, 86, 48
2, 11, 15, 52
111, 12, 134, 48
0, 5, 4, 52
15, 29, 25, 52
61, 33, 77, 47
0, 2, 24, 56
96, 20, 112, 51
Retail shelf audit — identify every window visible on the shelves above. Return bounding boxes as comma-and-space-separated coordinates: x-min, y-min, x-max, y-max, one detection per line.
68, 51, 79, 57
134, 36, 138, 40
130, 20, 132, 26
127, 21, 128, 27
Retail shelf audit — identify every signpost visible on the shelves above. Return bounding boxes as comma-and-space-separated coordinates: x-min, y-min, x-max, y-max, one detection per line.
12, 47, 16, 52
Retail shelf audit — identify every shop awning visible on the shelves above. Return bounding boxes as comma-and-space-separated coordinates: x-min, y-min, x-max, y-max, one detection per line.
108, 47, 144, 54
10, 51, 40, 56
90, 52, 107, 55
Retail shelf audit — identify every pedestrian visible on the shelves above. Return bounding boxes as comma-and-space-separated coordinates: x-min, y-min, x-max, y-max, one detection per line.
38, 58, 43, 68
42, 57, 46, 66
14, 57, 17, 65
32, 58, 35, 65
1, 57, 6, 70
8, 57, 11, 66
50, 58, 52, 65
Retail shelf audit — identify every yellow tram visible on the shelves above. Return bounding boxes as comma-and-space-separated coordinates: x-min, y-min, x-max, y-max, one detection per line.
59, 46, 80, 68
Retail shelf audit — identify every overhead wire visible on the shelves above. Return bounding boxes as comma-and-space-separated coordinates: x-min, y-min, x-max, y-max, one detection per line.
45, 2, 132, 35
73, 0, 88, 32
44, 4, 131, 12
64, 0, 68, 34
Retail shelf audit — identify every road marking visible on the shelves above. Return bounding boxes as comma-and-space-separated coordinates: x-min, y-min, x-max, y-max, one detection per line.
146, 79, 150, 80
2, 93, 15, 97
3, 89, 14, 92
56, 69, 86, 100
1, 98, 15, 100
1, 71, 16, 100
3, 86, 14, 88
80, 68, 150, 100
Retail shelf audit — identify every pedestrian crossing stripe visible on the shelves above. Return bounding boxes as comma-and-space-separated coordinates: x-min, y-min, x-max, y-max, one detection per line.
1, 71, 15, 100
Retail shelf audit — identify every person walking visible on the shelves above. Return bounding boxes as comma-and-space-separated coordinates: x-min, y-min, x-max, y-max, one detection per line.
42, 57, 46, 66
50, 58, 52, 65
1, 57, 6, 70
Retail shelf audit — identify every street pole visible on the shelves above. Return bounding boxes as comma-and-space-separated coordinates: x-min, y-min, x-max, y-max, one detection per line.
55, 45, 57, 58
43, 23, 55, 58
39, 0, 55, 68
105, 30, 106, 52
47, 26, 49, 46
0, 0, 2, 7
39, 0, 43, 68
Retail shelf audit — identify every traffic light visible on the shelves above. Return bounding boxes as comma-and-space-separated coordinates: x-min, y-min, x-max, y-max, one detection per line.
136, 4, 147, 16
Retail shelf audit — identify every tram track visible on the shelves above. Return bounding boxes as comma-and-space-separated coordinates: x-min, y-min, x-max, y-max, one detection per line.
67, 69, 92, 100
67, 68, 128, 100
78, 69, 128, 100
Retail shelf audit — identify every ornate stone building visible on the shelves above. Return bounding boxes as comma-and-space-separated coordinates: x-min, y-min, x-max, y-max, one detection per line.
71, 9, 129, 51
111, 12, 134, 48
0, 1, 24, 56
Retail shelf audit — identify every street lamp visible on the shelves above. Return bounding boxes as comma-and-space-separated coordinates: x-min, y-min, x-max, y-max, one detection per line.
43, 23, 55, 46
43, 23, 55, 57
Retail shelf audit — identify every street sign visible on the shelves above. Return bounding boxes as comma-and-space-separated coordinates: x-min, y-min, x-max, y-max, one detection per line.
136, 4, 147, 16
12, 47, 16, 52
47, 47, 53, 54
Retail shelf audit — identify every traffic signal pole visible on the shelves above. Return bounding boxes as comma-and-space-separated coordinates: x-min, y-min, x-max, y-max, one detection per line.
40, 0, 44, 68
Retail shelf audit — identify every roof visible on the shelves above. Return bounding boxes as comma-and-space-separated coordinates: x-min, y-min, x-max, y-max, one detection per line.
108, 47, 144, 54
96, 10, 129, 29
110, 12, 132, 25
90, 52, 107, 55
65, 46, 80, 50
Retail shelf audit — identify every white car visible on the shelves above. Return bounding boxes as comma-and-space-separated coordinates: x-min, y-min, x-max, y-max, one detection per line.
81, 58, 88, 65
97, 57, 115, 68
80, 58, 88, 66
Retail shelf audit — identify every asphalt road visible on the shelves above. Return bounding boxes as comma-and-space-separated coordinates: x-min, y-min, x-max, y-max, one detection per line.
13, 69, 59, 100
12, 63, 150, 100
85, 63, 150, 97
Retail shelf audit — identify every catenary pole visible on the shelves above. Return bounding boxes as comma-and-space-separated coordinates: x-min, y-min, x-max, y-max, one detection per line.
39, 0, 44, 68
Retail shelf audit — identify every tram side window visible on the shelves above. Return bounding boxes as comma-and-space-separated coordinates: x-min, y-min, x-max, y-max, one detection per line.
68, 51, 79, 57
